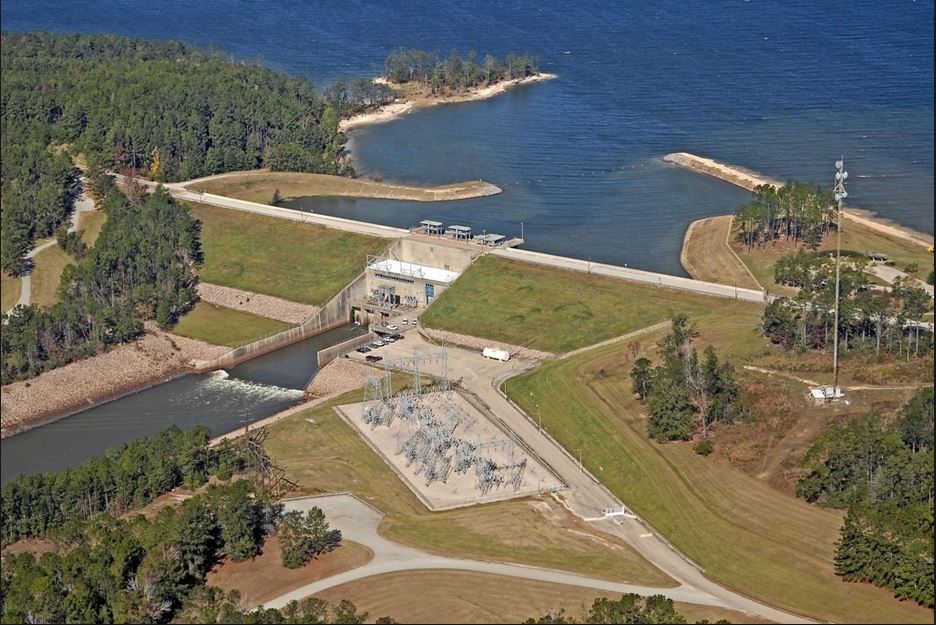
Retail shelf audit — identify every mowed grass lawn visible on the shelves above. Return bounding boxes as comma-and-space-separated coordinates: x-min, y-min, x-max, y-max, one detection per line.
421, 255, 724, 353
78, 210, 108, 247
732, 218, 935, 295
31, 245, 74, 309
171, 301, 292, 347
504, 303, 933, 624
1, 272, 21, 312
264, 391, 674, 587
188, 202, 388, 305
316, 571, 771, 625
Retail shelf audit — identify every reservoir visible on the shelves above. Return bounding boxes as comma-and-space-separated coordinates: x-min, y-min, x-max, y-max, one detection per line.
0, 325, 364, 482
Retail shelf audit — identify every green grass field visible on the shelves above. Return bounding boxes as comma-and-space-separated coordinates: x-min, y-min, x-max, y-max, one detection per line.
1, 272, 21, 312
503, 303, 932, 624
421, 256, 727, 353
171, 301, 292, 347
263, 390, 673, 587
188, 202, 387, 305
30, 245, 74, 309
78, 210, 108, 247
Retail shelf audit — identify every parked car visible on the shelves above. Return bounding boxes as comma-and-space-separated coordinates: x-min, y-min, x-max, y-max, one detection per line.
401, 318, 409, 325
383, 336, 396, 343
355, 346, 371, 353
371, 340, 385, 348
385, 323, 399, 331
365, 355, 383, 363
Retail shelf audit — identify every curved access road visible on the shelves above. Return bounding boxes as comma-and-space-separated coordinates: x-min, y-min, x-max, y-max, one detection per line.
12, 181, 95, 310
267, 493, 792, 620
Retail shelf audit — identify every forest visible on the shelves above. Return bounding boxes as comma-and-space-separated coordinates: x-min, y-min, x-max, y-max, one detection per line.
0, 424, 380, 624
1, 31, 347, 272
762, 253, 932, 359
734, 182, 836, 251
630, 314, 748, 453
383, 47, 540, 92
0, 172, 202, 384
797, 388, 934, 606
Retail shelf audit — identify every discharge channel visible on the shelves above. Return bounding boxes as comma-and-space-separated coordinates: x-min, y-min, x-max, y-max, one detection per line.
0, 324, 365, 483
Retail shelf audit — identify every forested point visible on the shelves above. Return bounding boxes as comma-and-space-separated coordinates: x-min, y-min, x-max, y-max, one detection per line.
0, 172, 202, 384
1, 31, 347, 273
797, 388, 934, 607
383, 47, 540, 93
735, 182, 836, 250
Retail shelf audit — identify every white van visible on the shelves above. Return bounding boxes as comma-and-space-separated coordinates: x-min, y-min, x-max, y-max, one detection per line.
482, 347, 510, 362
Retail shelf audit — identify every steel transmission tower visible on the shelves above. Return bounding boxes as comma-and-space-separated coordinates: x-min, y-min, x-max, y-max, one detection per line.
832, 158, 848, 396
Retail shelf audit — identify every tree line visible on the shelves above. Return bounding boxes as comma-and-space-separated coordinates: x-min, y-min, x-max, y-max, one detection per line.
525, 592, 728, 624
630, 314, 748, 453
0, 477, 372, 624
1, 172, 202, 383
383, 47, 540, 93
1, 31, 348, 271
735, 182, 836, 251
762, 251, 932, 359
0, 426, 244, 547
796, 388, 934, 607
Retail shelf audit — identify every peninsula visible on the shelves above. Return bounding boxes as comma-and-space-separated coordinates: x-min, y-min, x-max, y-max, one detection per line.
336, 48, 557, 132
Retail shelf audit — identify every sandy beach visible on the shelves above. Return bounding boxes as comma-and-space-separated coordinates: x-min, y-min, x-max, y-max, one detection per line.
664, 152, 935, 248
339, 73, 557, 133
0, 323, 227, 438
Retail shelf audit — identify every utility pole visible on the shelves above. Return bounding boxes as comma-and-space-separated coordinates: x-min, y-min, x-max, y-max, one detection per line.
832, 158, 848, 397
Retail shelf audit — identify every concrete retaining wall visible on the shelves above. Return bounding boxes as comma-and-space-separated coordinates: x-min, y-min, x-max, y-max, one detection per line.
196, 271, 370, 372
316, 331, 376, 368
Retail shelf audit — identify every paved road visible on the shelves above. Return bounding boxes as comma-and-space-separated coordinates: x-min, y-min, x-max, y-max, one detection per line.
11, 181, 95, 311
114, 173, 771, 305
113, 174, 408, 239
869, 262, 934, 298
340, 331, 813, 624
267, 493, 742, 613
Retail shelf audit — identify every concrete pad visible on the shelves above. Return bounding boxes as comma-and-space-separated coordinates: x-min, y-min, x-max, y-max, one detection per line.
337, 391, 562, 511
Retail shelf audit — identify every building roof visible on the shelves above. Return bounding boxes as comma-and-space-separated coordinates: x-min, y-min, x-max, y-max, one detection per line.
368, 258, 460, 284
475, 233, 506, 243
420, 220, 443, 227
446, 224, 472, 232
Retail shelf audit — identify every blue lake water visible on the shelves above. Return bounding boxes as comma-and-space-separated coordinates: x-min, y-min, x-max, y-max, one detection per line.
3, 0, 933, 275
1, 1, 933, 480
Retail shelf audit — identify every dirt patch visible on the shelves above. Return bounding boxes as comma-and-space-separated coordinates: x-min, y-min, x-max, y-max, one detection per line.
206, 536, 373, 608
1, 322, 227, 438
197, 283, 318, 324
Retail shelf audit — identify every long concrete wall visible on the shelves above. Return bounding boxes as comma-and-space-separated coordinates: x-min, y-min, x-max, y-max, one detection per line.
196, 271, 371, 372
316, 331, 376, 368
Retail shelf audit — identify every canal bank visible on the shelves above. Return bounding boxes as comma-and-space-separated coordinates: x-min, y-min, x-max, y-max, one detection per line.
0, 324, 365, 483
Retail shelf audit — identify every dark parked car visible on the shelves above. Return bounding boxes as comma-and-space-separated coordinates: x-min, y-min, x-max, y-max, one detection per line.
356, 346, 371, 353
365, 355, 383, 363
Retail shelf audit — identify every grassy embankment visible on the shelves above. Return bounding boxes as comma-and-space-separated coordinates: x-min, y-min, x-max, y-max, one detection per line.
187, 170, 498, 204
316, 571, 771, 625
503, 304, 933, 623
1, 273, 21, 312
188, 202, 387, 306
731, 218, 934, 295
681, 215, 762, 290
171, 301, 292, 347
421, 255, 723, 353
263, 390, 673, 587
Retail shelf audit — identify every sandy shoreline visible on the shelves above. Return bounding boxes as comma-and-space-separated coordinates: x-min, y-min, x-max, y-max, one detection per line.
1, 323, 227, 439
339, 73, 558, 133
664, 152, 934, 248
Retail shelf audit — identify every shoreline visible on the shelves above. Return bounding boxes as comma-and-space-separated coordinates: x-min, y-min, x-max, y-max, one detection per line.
339, 72, 557, 133
663, 152, 935, 249
0, 324, 228, 439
